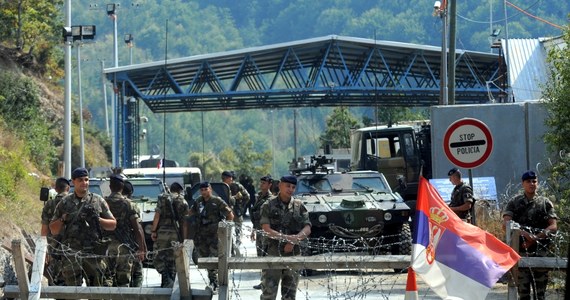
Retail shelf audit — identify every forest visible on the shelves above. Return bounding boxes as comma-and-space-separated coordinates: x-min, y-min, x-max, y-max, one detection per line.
0, 0, 567, 179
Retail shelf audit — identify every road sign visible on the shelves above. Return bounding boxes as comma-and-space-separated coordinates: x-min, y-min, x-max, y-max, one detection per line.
443, 118, 493, 169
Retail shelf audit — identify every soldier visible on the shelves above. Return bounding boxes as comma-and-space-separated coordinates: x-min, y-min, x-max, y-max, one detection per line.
123, 180, 144, 287
250, 175, 274, 290
239, 173, 257, 217
103, 175, 146, 287
49, 167, 117, 286
222, 170, 249, 255
503, 170, 558, 300
190, 181, 234, 293
40, 177, 70, 286
447, 168, 474, 222
260, 175, 311, 300
150, 182, 189, 288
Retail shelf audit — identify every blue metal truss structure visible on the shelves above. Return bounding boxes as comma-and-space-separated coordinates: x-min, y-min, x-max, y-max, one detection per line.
104, 35, 505, 167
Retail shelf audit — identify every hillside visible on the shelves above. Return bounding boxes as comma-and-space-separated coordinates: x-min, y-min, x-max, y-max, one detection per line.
0, 45, 113, 289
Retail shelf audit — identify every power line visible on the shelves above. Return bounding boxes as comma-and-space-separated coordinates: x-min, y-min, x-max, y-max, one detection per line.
456, 0, 541, 24
505, 1, 565, 30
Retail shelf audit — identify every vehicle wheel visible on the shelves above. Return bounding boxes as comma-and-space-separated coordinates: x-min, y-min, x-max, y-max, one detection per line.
392, 222, 412, 273
396, 222, 412, 255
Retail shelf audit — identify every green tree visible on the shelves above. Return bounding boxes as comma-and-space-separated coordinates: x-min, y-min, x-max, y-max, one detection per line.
362, 107, 428, 127
0, 0, 63, 76
319, 107, 359, 149
542, 25, 570, 227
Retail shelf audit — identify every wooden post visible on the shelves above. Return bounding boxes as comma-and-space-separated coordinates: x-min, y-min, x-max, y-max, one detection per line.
29, 236, 47, 300
171, 240, 193, 300
217, 221, 233, 300
12, 239, 29, 298
506, 222, 520, 300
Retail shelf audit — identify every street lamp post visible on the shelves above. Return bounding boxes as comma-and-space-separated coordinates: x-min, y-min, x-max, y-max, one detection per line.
63, 0, 72, 178
63, 25, 95, 170
76, 41, 85, 168
107, 3, 119, 167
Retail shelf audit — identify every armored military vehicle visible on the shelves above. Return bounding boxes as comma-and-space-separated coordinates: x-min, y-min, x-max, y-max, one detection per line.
291, 156, 412, 256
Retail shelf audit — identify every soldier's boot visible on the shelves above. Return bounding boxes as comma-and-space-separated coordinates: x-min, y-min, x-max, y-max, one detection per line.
161, 272, 174, 288
130, 275, 143, 287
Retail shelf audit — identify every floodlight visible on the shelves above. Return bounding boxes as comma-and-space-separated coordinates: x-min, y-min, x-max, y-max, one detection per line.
124, 34, 133, 44
106, 3, 116, 15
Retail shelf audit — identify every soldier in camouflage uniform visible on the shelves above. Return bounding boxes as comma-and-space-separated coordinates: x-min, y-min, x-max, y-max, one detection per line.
190, 181, 234, 293
250, 175, 274, 289
260, 175, 311, 300
150, 182, 189, 288
222, 171, 249, 254
447, 168, 474, 222
40, 177, 70, 286
503, 170, 558, 300
103, 175, 146, 287
49, 167, 117, 286
123, 180, 144, 287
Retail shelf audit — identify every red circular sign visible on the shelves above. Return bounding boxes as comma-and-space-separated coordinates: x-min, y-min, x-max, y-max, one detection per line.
443, 118, 493, 169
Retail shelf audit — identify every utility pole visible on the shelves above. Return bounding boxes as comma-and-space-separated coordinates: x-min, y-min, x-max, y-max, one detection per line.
434, 1, 448, 105
448, 0, 457, 105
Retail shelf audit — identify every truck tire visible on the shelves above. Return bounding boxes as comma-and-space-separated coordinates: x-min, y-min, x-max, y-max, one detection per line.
392, 223, 412, 273
396, 222, 412, 255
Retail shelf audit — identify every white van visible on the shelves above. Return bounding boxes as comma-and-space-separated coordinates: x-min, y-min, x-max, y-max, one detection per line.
122, 166, 202, 189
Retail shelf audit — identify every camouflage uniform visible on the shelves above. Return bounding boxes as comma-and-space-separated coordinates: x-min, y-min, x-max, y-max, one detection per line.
41, 192, 67, 286
251, 191, 273, 256
229, 181, 250, 249
52, 192, 113, 286
503, 194, 557, 300
103, 192, 141, 287
449, 182, 474, 220
129, 201, 144, 287
259, 195, 311, 300
153, 193, 188, 287
191, 194, 232, 288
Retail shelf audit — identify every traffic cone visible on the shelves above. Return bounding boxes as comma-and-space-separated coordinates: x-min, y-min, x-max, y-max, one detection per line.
404, 266, 419, 300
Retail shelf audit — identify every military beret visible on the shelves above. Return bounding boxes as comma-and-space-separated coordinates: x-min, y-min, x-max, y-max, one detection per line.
170, 182, 183, 192
280, 175, 297, 185
221, 170, 233, 178
447, 167, 459, 176
55, 177, 70, 186
109, 174, 124, 183
123, 180, 134, 195
521, 170, 537, 181
260, 175, 272, 183
71, 167, 89, 179
199, 181, 211, 188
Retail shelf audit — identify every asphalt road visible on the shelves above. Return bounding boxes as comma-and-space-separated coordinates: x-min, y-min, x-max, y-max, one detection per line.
141, 219, 510, 300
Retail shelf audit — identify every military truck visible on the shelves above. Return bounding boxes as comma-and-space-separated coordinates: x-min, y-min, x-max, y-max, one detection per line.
291, 156, 412, 257
350, 123, 432, 211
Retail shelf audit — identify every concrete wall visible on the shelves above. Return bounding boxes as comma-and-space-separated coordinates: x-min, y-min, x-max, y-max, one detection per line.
430, 102, 550, 203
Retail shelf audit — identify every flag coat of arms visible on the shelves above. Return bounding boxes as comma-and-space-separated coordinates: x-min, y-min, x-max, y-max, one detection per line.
411, 177, 520, 300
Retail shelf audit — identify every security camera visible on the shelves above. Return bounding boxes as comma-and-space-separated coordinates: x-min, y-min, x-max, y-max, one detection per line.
140, 116, 149, 123
142, 129, 147, 134
434, 1, 441, 9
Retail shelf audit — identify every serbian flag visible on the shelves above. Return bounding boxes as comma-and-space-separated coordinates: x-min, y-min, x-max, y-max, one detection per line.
411, 176, 519, 300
